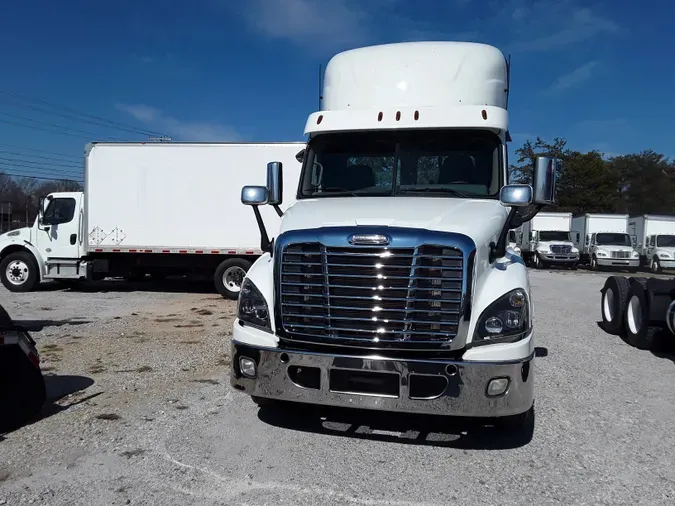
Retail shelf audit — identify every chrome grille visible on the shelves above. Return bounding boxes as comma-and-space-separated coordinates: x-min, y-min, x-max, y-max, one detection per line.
611, 250, 631, 259
279, 243, 464, 346
550, 245, 571, 255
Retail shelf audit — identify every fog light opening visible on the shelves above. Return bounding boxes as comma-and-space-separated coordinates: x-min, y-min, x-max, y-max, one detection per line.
486, 377, 510, 397
280, 353, 290, 364
445, 364, 458, 376
239, 357, 257, 378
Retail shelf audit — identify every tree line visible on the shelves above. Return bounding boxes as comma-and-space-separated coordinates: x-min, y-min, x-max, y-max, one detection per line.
510, 137, 675, 215
0, 174, 82, 230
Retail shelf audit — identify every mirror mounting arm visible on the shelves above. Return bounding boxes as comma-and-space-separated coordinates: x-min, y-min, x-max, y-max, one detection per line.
272, 205, 283, 218
252, 205, 272, 254
490, 207, 519, 263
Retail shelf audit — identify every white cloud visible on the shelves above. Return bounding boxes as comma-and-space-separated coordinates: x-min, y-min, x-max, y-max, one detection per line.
548, 61, 599, 92
115, 104, 240, 142
240, 0, 371, 48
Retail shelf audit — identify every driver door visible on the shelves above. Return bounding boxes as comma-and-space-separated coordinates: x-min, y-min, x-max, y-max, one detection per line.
35, 195, 83, 259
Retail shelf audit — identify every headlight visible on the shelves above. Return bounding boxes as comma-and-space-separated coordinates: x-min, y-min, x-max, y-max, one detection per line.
658, 252, 671, 259
237, 278, 272, 333
632, 251, 639, 258
472, 288, 530, 347
596, 250, 608, 257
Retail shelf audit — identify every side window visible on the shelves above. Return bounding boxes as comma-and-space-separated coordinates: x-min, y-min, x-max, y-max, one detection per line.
43, 198, 76, 225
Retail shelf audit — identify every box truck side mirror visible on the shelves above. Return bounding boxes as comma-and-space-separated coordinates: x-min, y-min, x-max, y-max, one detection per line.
499, 184, 532, 207
532, 156, 559, 206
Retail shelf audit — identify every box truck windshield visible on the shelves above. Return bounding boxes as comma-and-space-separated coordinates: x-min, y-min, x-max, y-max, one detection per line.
299, 129, 502, 199
657, 235, 675, 247
596, 233, 631, 246
540, 231, 571, 242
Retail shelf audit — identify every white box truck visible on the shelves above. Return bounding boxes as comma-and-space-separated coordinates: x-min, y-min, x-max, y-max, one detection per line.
628, 214, 675, 272
507, 229, 522, 257
0, 142, 305, 298
571, 213, 639, 271
229, 41, 558, 430
520, 211, 579, 269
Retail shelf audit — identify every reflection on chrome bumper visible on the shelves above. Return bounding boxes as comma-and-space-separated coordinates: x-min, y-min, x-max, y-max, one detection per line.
597, 258, 639, 267
230, 341, 534, 417
540, 253, 578, 263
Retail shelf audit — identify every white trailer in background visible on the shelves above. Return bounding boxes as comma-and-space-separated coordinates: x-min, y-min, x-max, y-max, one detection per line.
571, 213, 639, 271
0, 142, 305, 298
628, 214, 675, 272
520, 211, 578, 268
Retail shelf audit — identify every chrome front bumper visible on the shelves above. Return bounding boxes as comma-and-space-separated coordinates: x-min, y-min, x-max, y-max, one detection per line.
230, 340, 534, 418
538, 252, 578, 264
597, 257, 639, 267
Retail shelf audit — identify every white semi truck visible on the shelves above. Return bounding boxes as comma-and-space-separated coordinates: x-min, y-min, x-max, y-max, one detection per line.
571, 213, 639, 271
0, 142, 305, 299
520, 211, 579, 269
229, 41, 558, 429
628, 214, 675, 272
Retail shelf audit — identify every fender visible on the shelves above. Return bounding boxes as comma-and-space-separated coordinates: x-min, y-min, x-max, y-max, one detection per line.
0, 238, 47, 281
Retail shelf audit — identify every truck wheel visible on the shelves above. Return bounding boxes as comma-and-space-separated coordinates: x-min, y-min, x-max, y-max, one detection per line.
0, 251, 39, 293
590, 255, 599, 271
600, 276, 630, 334
623, 277, 656, 350
214, 258, 251, 299
651, 257, 662, 274
533, 255, 544, 269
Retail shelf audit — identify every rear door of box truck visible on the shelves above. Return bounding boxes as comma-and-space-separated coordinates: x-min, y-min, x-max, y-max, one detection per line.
84, 142, 305, 254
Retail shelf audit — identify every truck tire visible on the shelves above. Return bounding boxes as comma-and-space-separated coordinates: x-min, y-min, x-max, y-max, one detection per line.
0, 345, 47, 432
600, 276, 630, 334
650, 256, 662, 274
0, 251, 39, 293
590, 255, 599, 271
214, 258, 251, 299
623, 277, 657, 350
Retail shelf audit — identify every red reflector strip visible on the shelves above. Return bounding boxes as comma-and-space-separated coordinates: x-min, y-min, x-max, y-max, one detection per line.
129, 249, 137, 252
144, 249, 152, 253
179, 250, 188, 254
211, 250, 219, 254
95, 248, 103, 252
162, 249, 170, 253
195, 250, 203, 254
245, 251, 254, 255
112, 249, 121, 252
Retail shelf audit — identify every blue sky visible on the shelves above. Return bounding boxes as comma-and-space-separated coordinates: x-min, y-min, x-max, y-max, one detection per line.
0, 0, 673, 182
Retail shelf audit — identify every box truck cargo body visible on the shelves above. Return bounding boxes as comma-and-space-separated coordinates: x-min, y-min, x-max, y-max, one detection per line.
0, 142, 305, 298
230, 41, 559, 429
571, 213, 639, 271
520, 212, 578, 268
628, 214, 675, 272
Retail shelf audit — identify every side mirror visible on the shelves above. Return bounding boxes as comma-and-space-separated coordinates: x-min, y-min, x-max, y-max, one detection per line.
295, 149, 305, 163
266, 161, 283, 206
532, 156, 559, 206
241, 185, 269, 206
499, 184, 532, 207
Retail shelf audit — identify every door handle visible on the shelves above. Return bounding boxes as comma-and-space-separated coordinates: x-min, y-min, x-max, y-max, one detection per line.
70, 234, 77, 245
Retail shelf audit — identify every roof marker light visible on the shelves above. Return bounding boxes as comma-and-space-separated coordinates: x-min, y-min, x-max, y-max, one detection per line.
377, 112, 383, 121
395, 111, 401, 121
481, 109, 488, 120
414, 110, 419, 121
317, 115, 323, 124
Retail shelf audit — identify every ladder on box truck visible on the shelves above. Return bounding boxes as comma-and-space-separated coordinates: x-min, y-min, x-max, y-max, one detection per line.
0, 142, 305, 299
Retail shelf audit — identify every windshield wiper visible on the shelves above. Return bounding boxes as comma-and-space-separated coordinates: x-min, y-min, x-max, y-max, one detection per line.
399, 187, 471, 198
317, 187, 361, 197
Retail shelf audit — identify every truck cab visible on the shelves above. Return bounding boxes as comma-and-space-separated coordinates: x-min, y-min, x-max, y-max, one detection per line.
586, 231, 639, 272
0, 192, 85, 291
229, 41, 557, 428
528, 229, 578, 269
645, 234, 675, 272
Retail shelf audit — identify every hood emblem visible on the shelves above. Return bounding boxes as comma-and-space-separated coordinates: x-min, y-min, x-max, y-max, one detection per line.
349, 234, 390, 246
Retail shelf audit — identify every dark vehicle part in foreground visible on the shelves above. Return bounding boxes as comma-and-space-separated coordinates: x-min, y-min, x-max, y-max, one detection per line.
0, 304, 46, 432
600, 274, 675, 350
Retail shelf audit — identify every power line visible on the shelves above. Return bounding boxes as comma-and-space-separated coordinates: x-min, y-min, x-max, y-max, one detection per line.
0, 118, 117, 141
0, 111, 123, 141
0, 162, 82, 179
0, 142, 81, 161
0, 170, 82, 182
0, 88, 167, 137
0, 156, 81, 170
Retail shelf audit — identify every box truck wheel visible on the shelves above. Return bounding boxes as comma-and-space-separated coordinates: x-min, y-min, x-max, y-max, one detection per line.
0, 251, 39, 292
600, 276, 629, 334
214, 258, 251, 299
650, 256, 662, 274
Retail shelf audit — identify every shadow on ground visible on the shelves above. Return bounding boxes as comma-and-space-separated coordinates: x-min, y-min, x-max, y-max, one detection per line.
37, 276, 218, 295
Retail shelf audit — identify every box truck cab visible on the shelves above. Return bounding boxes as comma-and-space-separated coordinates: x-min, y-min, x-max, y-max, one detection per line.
571, 213, 639, 271
229, 41, 558, 429
520, 212, 578, 269
628, 214, 675, 273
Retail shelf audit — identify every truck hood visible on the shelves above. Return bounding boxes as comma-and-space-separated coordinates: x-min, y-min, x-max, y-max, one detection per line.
0, 226, 32, 246
280, 197, 508, 247
596, 245, 635, 252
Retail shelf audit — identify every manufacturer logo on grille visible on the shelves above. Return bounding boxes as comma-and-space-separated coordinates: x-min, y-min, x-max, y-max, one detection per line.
348, 234, 390, 245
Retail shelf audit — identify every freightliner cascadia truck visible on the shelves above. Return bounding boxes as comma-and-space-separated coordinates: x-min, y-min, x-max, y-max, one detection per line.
229, 41, 558, 429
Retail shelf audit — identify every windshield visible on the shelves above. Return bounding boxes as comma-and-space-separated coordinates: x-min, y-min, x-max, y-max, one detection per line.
596, 233, 631, 246
298, 129, 502, 199
508, 230, 517, 243
539, 231, 571, 242
657, 235, 675, 247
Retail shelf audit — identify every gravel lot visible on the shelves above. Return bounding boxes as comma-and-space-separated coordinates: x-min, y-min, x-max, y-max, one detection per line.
1, 270, 675, 505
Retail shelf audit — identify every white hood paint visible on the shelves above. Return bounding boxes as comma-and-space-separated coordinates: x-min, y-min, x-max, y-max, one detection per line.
279, 197, 509, 248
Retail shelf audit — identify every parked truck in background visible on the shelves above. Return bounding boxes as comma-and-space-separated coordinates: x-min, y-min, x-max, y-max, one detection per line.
508, 229, 522, 257
628, 214, 675, 272
520, 212, 578, 269
229, 41, 558, 429
0, 142, 305, 299
571, 213, 639, 272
